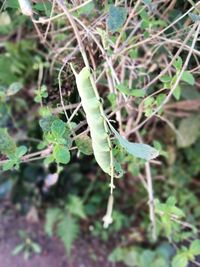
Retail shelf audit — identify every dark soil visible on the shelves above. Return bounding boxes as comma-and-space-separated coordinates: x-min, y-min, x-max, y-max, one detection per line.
0, 208, 124, 267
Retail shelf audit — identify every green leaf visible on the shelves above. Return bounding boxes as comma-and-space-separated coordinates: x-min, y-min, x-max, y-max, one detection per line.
170, 206, 185, 218
51, 119, 66, 138
166, 196, 176, 206
177, 115, 200, 148
75, 134, 93, 155
124, 250, 139, 266
173, 85, 181, 100
116, 83, 130, 95
172, 253, 188, 267
16, 146, 27, 158
77, 1, 94, 15
53, 145, 70, 164
39, 116, 56, 133
0, 128, 16, 157
66, 195, 86, 219
181, 71, 195, 86
109, 124, 159, 160
159, 75, 172, 83
45, 208, 62, 237
189, 13, 200, 22
0, 11, 11, 26
31, 242, 41, 254
3, 160, 15, 171
116, 84, 145, 97
57, 214, 79, 258
108, 247, 126, 262
189, 240, 200, 255
6, 82, 22, 96
173, 57, 183, 70
12, 244, 25, 255
107, 5, 127, 32
130, 89, 145, 97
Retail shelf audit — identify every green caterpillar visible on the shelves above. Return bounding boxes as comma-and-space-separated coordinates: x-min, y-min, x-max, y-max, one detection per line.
72, 66, 159, 176
73, 67, 112, 175
72, 66, 159, 228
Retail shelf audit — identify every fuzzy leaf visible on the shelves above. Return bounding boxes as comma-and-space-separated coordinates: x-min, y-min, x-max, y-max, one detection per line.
45, 208, 61, 237
51, 119, 66, 138
53, 145, 70, 164
177, 115, 200, 148
6, 82, 22, 96
172, 253, 188, 267
173, 57, 183, 70
57, 214, 79, 258
39, 116, 56, 133
31, 242, 41, 254
75, 134, 93, 155
67, 195, 86, 219
189, 240, 200, 255
0, 128, 16, 157
181, 71, 195, 86
107, 5, 127, 32
12, 244, 25, 256
16, 146, 27, 158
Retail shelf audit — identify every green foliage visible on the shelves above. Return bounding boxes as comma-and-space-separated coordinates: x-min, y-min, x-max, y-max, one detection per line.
155, 197, 185, 238
181, 71, 195, 86
66, 195, 86, 219
44, 208, 61, 236
34, 85, 48, 103
45, 195, 85, 258
107, 5, 127, 32
172, 240, 200, 267
39, 117, 72, 165
75, 134, 93, 155
57, 214, 79, 258
53, 145, 70, 164
177, 114, 200, 148
12, 230, 41, 260
0, 128, 16, 157
109, 243, 173, 267
159, 57, 196, 100
144, 94, 166, 116
3, 145, 27, 170
116, 83, 145, 97
0, 40, 37, 86
109, 123, 159, 160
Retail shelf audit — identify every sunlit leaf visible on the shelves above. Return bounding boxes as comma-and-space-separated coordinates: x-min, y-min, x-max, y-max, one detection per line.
107, 5, 127, 32
109, 123, 159, 160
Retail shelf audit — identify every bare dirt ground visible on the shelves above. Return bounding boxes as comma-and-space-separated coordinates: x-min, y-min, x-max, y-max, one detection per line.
0, 209, 123, 267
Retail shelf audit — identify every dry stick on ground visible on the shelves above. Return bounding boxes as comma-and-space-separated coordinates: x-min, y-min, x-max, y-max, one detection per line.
126, 22, 200, 137
43, 0, 56, 43
145, 162, 157, 241
135, 130, 157, 241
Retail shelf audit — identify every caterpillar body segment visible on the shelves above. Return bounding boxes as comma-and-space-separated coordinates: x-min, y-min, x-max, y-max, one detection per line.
73, 67, 112, 175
